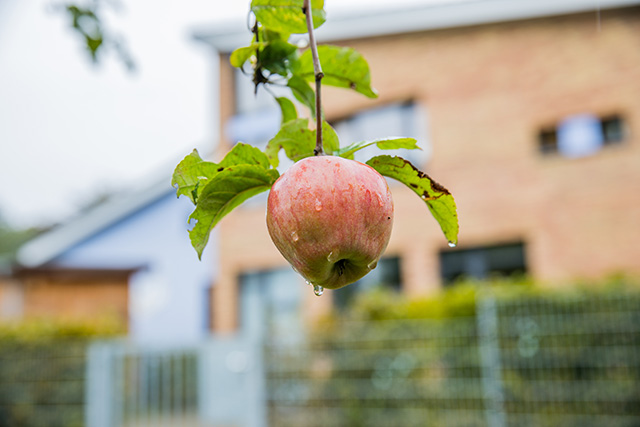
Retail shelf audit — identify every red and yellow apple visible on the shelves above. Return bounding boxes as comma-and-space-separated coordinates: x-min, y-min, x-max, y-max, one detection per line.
266, 155, 393, 290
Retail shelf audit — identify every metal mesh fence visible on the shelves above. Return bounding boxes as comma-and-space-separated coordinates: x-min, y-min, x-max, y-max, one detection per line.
0, 340, 88, 427
1, 292, 639, 427
0, 339, 202, 427
497, 294, 640, 427
265, 293, 640, 427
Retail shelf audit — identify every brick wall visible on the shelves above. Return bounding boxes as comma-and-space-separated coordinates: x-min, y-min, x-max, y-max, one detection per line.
212, 8, 640, 331
16, 270, 129, 327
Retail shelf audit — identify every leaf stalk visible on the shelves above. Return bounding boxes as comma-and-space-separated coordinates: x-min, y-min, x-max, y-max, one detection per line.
303, 0, 324, 155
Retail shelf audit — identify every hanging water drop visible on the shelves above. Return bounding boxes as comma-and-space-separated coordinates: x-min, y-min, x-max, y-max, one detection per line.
291, 231, 299, 242
313, 284, 324, 296
448, 241, 457, 248
367, 260, 378, 270
315, 199, 323, 211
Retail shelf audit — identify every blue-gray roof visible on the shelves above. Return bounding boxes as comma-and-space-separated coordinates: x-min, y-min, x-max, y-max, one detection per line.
16, 177, 175, 268
193, 0, 640, 52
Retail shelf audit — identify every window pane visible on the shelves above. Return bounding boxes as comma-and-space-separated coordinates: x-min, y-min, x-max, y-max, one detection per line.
332, 102, 431, 168
557, 114, 603, 158
440, 242, 526, 285
538, 128, 558, 154
239, 267, 304, 341
601, 115, 625, 144
538, 113, 626, 157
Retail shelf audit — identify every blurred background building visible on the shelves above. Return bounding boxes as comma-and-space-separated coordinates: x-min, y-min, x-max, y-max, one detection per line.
1, 178, 215, 343
195, 0, 640, 333
1, 0, 637, 348
0, 1, 639, 426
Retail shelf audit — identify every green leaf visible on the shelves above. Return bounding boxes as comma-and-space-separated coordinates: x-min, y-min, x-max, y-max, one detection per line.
265, 119, 315, 167
265, 119, 337, 164
230, 44, 260, 68
219, 142, 272, 169
172, 144, 273, 205
171, 150, 220, 204
178, 143, 279, 258
287, 75, 315, 118
189, 165, 280, 258
260, 40, 300, 76
335, 137, 420, 160
260, 28, 290, 43
366, 155, 458, 245
322, 121, 339, 155
276, 97, 298, 124
298, 45, 378, 98
376, 138, 421, 150
251, 0, 326, 34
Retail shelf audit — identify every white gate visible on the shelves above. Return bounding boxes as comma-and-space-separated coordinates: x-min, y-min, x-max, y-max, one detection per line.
85, 338, 266, 427
85, 270, 300, 427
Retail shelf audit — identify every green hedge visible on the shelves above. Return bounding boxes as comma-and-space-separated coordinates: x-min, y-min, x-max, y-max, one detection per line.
0, 319, 123, 427
267, 277, 640, 427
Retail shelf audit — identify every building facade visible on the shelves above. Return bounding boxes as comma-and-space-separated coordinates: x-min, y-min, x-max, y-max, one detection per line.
197, 1, 640, 332
2, 180, 216, 343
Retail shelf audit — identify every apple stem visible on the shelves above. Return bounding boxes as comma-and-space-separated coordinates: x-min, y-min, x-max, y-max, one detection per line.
303, 0, 324, 156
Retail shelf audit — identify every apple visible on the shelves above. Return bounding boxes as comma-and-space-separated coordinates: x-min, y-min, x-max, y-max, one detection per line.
266, 155, 394, 290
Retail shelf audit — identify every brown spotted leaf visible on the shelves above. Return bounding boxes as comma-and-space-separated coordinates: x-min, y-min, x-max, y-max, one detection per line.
366, 155, 458, 246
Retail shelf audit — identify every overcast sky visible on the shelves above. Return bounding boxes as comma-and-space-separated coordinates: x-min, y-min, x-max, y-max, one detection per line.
0, 0, 453, 229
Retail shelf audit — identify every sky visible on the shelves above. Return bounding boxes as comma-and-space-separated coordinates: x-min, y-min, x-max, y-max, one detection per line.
0, 0, 454, 229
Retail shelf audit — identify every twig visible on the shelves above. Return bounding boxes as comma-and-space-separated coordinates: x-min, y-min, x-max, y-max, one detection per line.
303, 0, 324, 155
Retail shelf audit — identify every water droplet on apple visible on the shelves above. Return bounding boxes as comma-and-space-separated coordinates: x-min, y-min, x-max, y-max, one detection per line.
367, 260, 378, 270
448, 241, 457, 248
327, 251, 337, 263
313, 284, 324, 296
421, 195, 427, 200
291, 231, 299, 242
315, 199, 323, 211
305, 280, 312, 286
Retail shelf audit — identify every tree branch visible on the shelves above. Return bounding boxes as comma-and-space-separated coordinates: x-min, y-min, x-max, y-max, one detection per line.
303, 0, 324, 156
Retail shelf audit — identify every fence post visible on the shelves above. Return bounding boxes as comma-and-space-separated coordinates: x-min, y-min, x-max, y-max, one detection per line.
85, 341, 115, 427
199, 335, 267, 427
476, 292, 507, 427
247, 336, 267, 427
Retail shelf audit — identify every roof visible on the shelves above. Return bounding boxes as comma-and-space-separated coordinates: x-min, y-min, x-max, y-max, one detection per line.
15, 176, 175, 268
192, 0, 640, 52
12, 266, 141, 280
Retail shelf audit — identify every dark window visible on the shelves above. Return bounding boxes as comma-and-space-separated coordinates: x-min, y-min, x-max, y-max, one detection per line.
601, 115, 625, 144
537, 114, 626, 157
333, 256, 401, 309
440, 242, 526, 285
238, 268, 304, 340
228, 69, 286, 148
538, 128, 558, 154
331, 102, 429, 168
